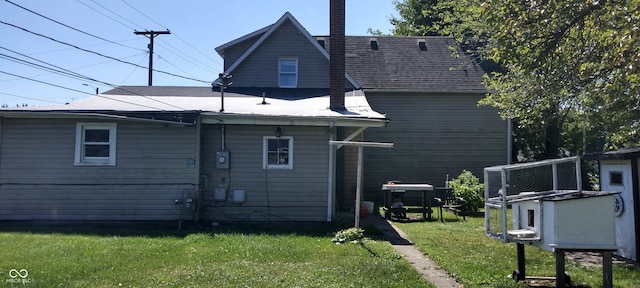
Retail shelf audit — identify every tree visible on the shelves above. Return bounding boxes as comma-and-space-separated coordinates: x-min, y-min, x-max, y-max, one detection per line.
480, 0, 640, 152
388, 0, 640, 157
388, 0, 444, 36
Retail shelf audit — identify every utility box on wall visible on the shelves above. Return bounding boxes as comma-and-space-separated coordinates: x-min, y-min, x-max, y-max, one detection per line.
216, 150, 229, 169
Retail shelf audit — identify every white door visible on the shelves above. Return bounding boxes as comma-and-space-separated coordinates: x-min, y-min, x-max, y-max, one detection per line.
600, 160, 635, 261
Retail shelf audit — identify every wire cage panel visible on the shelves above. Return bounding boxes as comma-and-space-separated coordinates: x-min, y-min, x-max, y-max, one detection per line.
484, 157, 582, 242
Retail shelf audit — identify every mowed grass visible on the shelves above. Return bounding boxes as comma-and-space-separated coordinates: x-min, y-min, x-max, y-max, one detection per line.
0, 221, 432, 288
395, 211, 640, 288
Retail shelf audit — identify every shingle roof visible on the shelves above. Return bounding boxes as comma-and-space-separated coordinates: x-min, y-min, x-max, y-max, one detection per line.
320, 36, 494, 92
214, 13, 495, 93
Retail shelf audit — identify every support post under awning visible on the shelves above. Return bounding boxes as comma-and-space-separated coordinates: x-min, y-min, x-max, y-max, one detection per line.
329, 140, 393, 228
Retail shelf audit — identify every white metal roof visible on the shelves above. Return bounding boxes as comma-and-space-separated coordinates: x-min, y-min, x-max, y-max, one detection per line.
0, 87, 388, 127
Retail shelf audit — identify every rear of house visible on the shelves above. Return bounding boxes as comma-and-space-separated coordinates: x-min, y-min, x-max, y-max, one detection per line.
0, 11, 507, 221
0, 87, 386, 222
0, 115, 199, 220
320, 35, 507, 204
200, 124, 331, 222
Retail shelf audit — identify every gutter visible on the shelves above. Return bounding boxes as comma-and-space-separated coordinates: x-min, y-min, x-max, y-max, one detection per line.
200, 113, 388, 128
363, 88, 488, 94
0, 111, 197, 126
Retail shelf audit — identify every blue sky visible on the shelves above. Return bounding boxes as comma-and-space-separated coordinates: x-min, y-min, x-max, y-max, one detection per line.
0, 0, 397, 107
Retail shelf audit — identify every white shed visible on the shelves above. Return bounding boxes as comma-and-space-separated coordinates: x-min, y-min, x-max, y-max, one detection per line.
588, 148, 640, 262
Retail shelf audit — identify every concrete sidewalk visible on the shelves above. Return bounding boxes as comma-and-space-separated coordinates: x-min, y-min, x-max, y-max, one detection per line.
359, 214, 463, 288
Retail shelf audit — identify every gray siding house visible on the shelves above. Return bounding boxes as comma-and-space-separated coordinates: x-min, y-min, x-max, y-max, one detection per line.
0, 11, 506, 221
342, 37, 508, 204
0, 86, 386, 222
214, 13, 507, 208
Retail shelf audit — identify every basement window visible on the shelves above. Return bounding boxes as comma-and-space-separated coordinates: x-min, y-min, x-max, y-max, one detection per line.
263, 136, 293, 169
278, 57, 298, 88
74, 123, 117, 166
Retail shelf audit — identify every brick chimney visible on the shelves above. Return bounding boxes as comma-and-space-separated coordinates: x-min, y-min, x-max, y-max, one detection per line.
329, 0, 345, 111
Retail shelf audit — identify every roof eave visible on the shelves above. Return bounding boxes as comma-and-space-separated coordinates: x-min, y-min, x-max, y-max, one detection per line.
200, 113, 388, 127
363, 88, 488, 94
0, 111, 198, 125
214, 24, 272, 56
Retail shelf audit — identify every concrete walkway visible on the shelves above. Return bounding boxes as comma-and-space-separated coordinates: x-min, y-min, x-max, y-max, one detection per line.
360, 214, 463, 288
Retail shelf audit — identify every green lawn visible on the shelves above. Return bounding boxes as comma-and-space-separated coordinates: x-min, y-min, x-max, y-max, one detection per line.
0, 221, 432, 288
4, 212, 640, 288
395, 211, 640, 288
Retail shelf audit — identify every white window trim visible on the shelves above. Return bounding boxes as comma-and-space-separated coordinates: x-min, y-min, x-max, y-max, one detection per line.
278, 57, 298, 88
74, 123, 117, 166
263, 136, 293, 170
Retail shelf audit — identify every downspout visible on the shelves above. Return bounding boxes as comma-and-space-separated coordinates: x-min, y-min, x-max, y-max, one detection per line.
195, 115, 203, 222
507, 118, 512, 164
327, 121, 335, 222
221, 122, 225, 150
631, 158, 640, 261
0, 119, 2, 182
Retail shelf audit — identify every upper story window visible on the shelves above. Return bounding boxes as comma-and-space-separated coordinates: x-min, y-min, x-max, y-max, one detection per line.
279, 57, 298, 88
74, 123, 117, 166
263, 136, 293, 170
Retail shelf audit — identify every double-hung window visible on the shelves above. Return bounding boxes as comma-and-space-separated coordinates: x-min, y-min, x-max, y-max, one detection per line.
278, 57, 298, 88
263, 136, 293, 169
74, 123, 117, 166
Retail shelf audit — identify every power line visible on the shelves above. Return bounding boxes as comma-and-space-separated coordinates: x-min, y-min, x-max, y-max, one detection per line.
88, 0, 143, 30
0, 52, 146, 84
0, 70, 94, 95
26, 39, 143, 56
0, 92, 65, 104
75, 0, 138, 31
121, 0, 222, 67
0, 70, 186, 111
77, 0, 218, 74
0, 46, 98, 82
0, 20, 210, 84
0, 53, 90, 83
4, 0, 145, 53
0, 49, 187, 111
155, 40, 219, 73
1, 46, 124, 89
120, 53, 148, 84
157, 54, 199, 79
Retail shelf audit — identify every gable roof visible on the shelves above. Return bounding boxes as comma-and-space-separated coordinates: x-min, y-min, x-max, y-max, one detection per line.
216, 12, 495, 93
214, 12, 360, 89
320, 36, 493, 93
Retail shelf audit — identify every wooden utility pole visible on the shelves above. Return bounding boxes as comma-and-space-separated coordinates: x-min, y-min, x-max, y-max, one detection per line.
134, 30, 170, 86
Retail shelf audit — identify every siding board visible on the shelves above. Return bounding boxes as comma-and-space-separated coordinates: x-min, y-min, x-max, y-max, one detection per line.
362, 92, 507, 201
200, 124, 330, 221
228, 20, 330, 88
0, 118, 199, 220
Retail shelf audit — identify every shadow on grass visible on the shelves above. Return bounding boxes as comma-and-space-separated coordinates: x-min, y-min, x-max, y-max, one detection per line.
0, 219, 349, 239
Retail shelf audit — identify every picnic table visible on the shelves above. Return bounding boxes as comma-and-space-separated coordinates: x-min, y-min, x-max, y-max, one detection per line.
382, 183, 435, 220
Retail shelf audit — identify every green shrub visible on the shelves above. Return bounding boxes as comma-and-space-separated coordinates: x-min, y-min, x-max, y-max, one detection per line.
332, 227, 364, 244
449, 170, 484, 211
